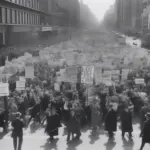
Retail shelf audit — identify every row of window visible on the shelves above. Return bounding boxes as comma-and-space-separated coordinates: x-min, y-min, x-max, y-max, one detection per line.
5, 0, 39, 11
0, 7, 40, 25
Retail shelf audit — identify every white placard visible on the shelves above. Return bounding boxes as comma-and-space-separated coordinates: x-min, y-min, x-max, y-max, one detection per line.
0, 83, 9, 96
103, 70, 112, 85
54, 83, 60, 91
25, 66, 34, 79
19, 76, 26, 81
16, 81, 25, 91
135, 78, 145, 84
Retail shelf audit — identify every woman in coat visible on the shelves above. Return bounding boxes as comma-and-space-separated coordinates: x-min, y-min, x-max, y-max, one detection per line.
91, 101, 101, 130
140, 112, 150, 150
45, 105, 61, 140
121, 107, 133, 138
67, 108, 81, 142
104, 104, 117, 139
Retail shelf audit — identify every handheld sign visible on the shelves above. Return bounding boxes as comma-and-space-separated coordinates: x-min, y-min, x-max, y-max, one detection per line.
0, 83, 9, 96
16, 81, 25, 91
135, 78, 145, 84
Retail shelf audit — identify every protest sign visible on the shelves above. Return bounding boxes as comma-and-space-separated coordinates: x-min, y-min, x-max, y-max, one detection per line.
54, 83, 60, 91
16, 81, 25, 91
81, 66, 94, 84
39, 50, 50, 60
0, 74, 11, 83
65, 67, 78, 83
122, 69, 130, 80
111, 70, 120, 82
19, 76, 26, 81
102, 70, 112, 85
0, 83, 9, 96
25, 65, 34, 79
135, 78, 145, 84
94, 67, 102, 85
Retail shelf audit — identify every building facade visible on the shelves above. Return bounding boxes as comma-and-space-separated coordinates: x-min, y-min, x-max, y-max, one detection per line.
116, 0, 143, 33
0, 0, 64, 46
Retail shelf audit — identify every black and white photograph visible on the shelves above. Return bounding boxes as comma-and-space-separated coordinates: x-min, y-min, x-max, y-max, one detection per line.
0, 0, 150, 150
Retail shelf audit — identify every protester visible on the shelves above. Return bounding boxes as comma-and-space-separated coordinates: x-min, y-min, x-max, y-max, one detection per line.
66, 108, 81, 142
140, 100, 150, 131
45, 105, 61, 140
91, 100, 101, 130
11, 112, 25, 150
140, 112, 150, 150
104, 104, 117, 139
121, 107, 133, 138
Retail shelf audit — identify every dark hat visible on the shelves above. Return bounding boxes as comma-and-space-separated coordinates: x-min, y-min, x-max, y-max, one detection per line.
16, 112, 21, 118
145, 112, 150, 118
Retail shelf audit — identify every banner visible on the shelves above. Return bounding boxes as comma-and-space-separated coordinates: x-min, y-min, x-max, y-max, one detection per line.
16, 81, 25, 91
111, 70, 120, 82
65, 67, 78, 83
0, 83, 9, 96
135, 78, 145, 84
102, 70, 112, 85
25, 65, 34, 79
81, 66, 94, 84
94, 67, 102, 85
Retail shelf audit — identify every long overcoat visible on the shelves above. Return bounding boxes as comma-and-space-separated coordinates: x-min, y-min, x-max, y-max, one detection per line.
105, 109, 117, 132
45, 114, 61, 137
121, 110, 133, 132
141, 119, 150, 143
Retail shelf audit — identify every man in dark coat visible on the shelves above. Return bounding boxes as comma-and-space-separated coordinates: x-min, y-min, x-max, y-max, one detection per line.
121, 108, 133, 138
11, 112, 25, 150
140, 101, 150, 131
140, 112, 150, 150
0, 109, 7, 133
28, 100, 41, 125
45, 106, 61, 140
104, 104, 117, 139
67, 109, 81, 142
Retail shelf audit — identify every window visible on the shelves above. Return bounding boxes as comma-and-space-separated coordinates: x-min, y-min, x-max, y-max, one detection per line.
14, 10, 17, 24
10, 9, 12, 23
7, 8, 10, 23
11, 9, 16, 24
24, 12, 26, 24
5, 8, 7, 23
0, 7, 2, 23
18, 11, 20, 24
21, 12, 23, 24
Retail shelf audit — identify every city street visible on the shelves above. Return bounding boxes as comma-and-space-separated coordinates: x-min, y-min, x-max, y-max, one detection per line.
0, 118, 150, 150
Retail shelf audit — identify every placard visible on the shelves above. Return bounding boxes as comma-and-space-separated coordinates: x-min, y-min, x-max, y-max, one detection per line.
16, 81, 25, 91
94, 67, 102, 85
0, 83, 9, 96
25, 65, 34, 79
135, 78, 145, 84
19, 76, 26, 81
39, 50, 50, 60
103, 70, 112, 85
0, 74, 11, 83
81, 66, 94, 84
111, 70, 120, 82
122, 69, 130, 80
54, 83, 60, 91
65, 67, 78, 83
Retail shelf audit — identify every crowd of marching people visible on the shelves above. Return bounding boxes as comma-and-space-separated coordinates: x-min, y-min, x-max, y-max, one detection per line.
0, 67, 150, 150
